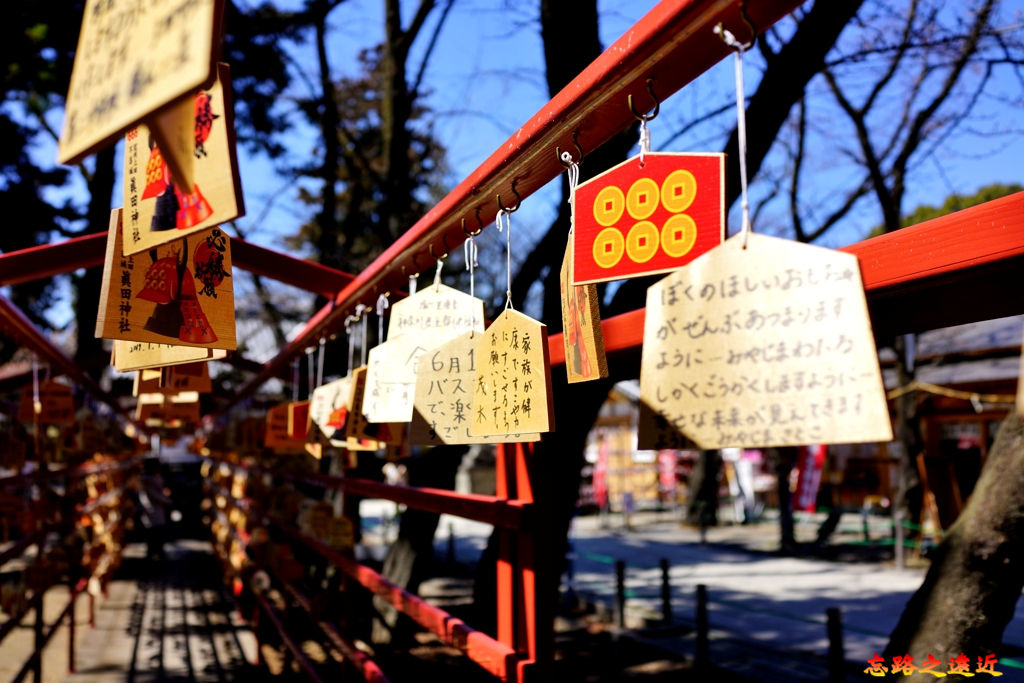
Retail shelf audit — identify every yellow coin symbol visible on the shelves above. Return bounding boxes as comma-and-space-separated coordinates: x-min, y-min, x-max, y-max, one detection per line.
593, 186, 625, 226
661, 214, 697, 258
626, 221, 659, 263
592, 227, 625, 269
661, 169, 697, 213
626, 177, 659, 220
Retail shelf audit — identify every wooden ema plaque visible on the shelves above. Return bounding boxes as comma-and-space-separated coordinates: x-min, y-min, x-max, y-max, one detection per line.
136, 394, 200, 427
386, 283, 485, 340
287, 402, 310, 440
309, 377, 353, 447
364, 285, 485, 423
264, 404, 306, 454
572, 153, 724, 285
96, 210, 236, 350
639, 232, 893, 450
410, 331, 539, 445
344, 367, 383, 451
112, 339, 226, 372
560, 237, 607, 383
121, 63, 244, 256
161, 362, 212, 393
470, 309, 554, 436
57, 0, 222, 168
18, 381, 75, 424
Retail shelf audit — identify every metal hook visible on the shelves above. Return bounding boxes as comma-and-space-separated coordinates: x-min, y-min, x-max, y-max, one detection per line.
462, 217, 482, 238
716, 0, 756, 51
497, 180, 521, 214
429, 236, 450, 262
410, 250, 426, 275
557, 131, 585, 167
628, 78, 660, 122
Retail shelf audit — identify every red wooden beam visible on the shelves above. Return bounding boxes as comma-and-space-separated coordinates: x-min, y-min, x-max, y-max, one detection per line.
0, 232, 354, 298
218, 0, 806, 414
0, 294, 144, 432
273, 519, 521, 681
545, 191, 1024, 363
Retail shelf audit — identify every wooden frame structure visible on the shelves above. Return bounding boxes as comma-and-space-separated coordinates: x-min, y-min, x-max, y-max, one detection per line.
2, 0, 1024, 680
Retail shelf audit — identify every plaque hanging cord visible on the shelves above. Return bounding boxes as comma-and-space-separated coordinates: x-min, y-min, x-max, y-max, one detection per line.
715, 8, 756, 248
316, 337, 326, 388
305, 346, 315, 400
462, 217, 481, 300
376, 294, 389, 345
495, 209, 514, 310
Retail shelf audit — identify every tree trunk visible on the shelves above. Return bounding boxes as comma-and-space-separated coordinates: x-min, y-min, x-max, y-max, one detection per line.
884, 413, 1024, 679
685, 450, 721, 529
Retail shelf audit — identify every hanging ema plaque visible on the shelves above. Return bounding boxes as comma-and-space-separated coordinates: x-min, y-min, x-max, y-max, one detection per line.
639, 232, 893, 450
470, 309, 554, 437
57, 0, 223, 169
121, 63, 244, 256
96, 209, 235, 350
560, 236, 607, 383
572, 153, 724, 285
409, 330, 540, 445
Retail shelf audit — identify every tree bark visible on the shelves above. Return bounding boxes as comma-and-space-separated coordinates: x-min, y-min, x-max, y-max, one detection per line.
884, 414, 1024, 679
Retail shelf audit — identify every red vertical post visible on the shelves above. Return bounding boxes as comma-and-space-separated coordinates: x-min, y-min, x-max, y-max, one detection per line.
495, 444, 516, 650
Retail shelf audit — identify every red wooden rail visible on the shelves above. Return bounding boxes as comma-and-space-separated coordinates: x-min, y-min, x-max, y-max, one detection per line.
216, 459, 528, 530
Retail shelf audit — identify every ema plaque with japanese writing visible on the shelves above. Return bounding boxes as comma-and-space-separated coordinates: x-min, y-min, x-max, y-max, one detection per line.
57, 0, 223, 168
560, 237, 607, 383
639, 232, 892, 449
386, 284, 485, 340
121, 63, 244, 256
363, 285, 485, 423
345, 367, 383, 451
113, 340, 226, 372
572, 153, 724, 285
410, 331, 540, 445
470, 310, 554, 436
96, 209, 235, 350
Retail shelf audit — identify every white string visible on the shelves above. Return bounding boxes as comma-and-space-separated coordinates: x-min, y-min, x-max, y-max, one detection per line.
408, 273, 418, 296
464, 236, 478, 298
716, 24, 752, 248
638, 119, 651, 166
495, 209, 513, 310
31, 355, 41, 415
563, 152, 580, 239
305, 347, 315, 399
358, 304, 369, 365
317, 338, 326, 387
291, 357, 300, 402
376, 294, 389, 344
434, 257, 443, 289
345, 316, 356, 373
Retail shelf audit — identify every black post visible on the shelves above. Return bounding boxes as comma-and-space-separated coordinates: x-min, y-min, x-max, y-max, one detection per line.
695, 584, 709, 671
827, 606, 844, 682
659, 558, 672, 624
615, 560, 626, 628
68, 588, 76, 673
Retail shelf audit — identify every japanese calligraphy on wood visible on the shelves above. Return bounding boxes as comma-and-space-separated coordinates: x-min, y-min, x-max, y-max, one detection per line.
364, 285, 485, 423
264, 404, 305, 454
57, 0, 222, 167
572, 153, 724, 285
18, 381, 75, 424
386, 284, 485, 340
639, 232, 892, 450
112, 339, 226, 372
96, 209, 236, 350
161, 362, 212, 393
410, 331, 540, 445
122, 63, 244, 256
470, 310, 554, 436
560, 237, 607, 383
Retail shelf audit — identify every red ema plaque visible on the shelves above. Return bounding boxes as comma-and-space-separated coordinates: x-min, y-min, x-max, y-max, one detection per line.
572, 153, 724, 285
